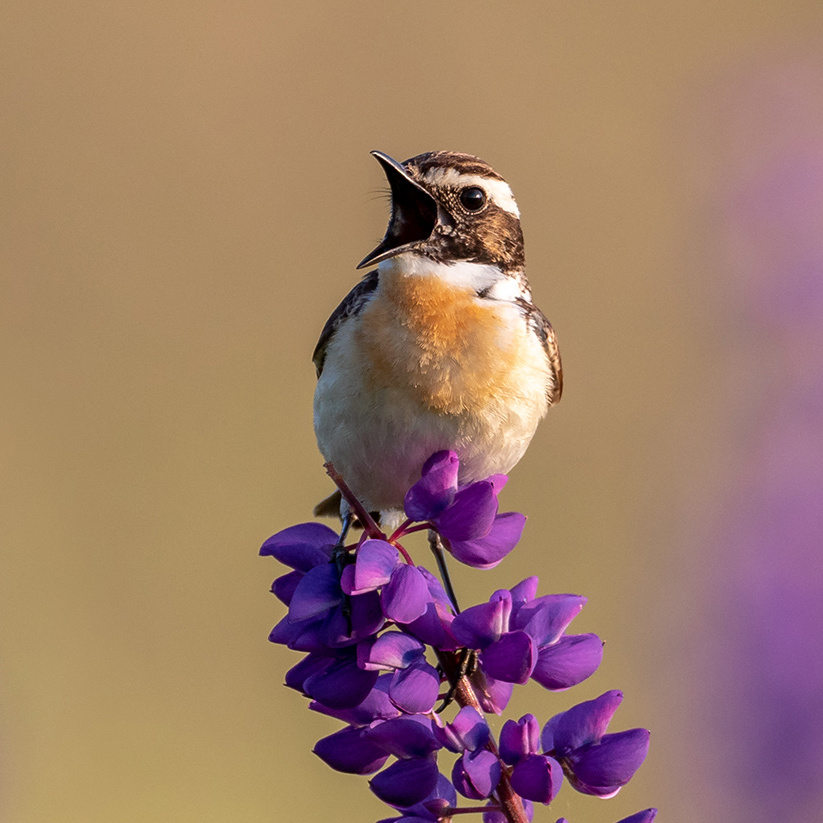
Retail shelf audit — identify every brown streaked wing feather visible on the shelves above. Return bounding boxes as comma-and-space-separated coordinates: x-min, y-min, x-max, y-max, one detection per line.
543, 317, 563, 404
518, 300, 563, 405
312, 269, 380, 377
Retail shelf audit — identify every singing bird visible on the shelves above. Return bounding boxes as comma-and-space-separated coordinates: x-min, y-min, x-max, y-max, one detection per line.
312, 150, 562, 533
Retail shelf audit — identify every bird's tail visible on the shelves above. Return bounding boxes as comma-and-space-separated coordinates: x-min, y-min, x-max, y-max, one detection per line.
313, 490, 342, 519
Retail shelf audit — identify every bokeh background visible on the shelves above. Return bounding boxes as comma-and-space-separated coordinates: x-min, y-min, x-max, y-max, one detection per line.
3, 3, 823, 822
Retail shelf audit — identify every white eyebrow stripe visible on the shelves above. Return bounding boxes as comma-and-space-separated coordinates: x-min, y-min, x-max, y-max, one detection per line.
421, 167, 520, 217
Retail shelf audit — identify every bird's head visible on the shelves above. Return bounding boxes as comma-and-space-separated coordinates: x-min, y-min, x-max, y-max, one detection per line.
357, 150, 525, 274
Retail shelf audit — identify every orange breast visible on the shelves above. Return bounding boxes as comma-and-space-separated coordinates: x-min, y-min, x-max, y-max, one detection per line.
354, 272, 530, 415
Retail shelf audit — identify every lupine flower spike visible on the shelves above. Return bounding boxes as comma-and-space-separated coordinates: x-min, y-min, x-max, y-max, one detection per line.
261, 451, 654, 822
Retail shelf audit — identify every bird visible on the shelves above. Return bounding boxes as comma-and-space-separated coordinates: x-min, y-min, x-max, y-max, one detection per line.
312, 150, 562, 535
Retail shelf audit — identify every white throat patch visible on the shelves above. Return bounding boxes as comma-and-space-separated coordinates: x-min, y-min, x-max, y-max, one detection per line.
380, 255, 525, 301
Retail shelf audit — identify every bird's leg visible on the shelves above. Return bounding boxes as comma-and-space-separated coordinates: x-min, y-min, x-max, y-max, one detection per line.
332, 506, 353, 567
334, 506, 354, 630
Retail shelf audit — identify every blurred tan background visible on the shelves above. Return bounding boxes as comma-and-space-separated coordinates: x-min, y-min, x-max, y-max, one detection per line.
3, 3, 823, 822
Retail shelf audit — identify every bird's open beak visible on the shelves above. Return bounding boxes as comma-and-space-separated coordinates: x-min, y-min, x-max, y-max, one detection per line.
356, 151, 443, 270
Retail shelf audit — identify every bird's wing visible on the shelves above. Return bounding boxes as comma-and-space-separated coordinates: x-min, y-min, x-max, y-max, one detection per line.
518, 300, 563, 405
312, 269, 380, 377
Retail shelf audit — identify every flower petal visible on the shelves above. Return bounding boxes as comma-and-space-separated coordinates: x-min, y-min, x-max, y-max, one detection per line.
509, 576, 539, 606
452, 749, 502, 800
382, 564, 432, 624
569, 728, 650, 796
268, 610, 332, 653
376, 816, 435, 823
350, 540, 399, 594
510, 754, 563, 805
511, 594, 586, 648
543, 690, 624, 754
389, 661, 441, 714
433, 706, 490, 753
313, 725, 389, 774
367, 716, 441, 759
358, 631, 425, 671
499, 714, 539, 765
259, 523, 337, 569
486, 474, 508, 495
349, 590, 387, 639
480, 631, 536, 684
447, 512, 525, 569
530, 634, 603, 691
383, 772, 456, 822
418, 772, 458, 818
284, 652, 331, 692
322, 590, 386, 648
288, 563, 343, 622
451, 592, 512, 649
436, 481, 498, 541
310, 673, 400, 725
617, 810, 658, 823
271, 570, 303, 605
471, 670, 514, 715
404, 451, 460, 521
418, 566, 455, 612
369, 757, 440, 807
403, 600, 459, 651
303, 654, 379, 709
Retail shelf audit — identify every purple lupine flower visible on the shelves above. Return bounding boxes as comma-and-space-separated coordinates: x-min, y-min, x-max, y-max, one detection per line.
452, 747, 502, 799
402, 450, 525, 569
446, 510, 527, 569
341, 538, 399, 594
260, 522, 337, 569
509, 753, 564, 805
432, 706, 502, 802
400, 566, 459, 650
369, 756, 441, 807
264, 528, 385, 653
554, 811, 657, 823
358, 631, 441, 714
543, 691, 651, 798
471, 667, 515, 715
309, 672, 401, 725
433, 706, 490, 753
498, 714, 564, 804
298, 649, 380, 709
378, 773, 458, 823
363, 716, 447, 812
262, 450, 654, 822
367, 715, 441, 760
403, 451, 460, 521
499, 714, 540, 765
483, 799, 535, 823
340, 539, 433, 624
616, 811, 658, 823
381, 563, 433, 624
451, 582, 602, 690
313, 725, 390, 774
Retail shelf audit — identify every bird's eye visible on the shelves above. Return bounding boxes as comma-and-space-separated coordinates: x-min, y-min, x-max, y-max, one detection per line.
459, 186, 487, 212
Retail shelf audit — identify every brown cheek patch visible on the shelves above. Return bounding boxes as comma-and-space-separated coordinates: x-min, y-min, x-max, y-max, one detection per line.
355, 275, 524, 414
